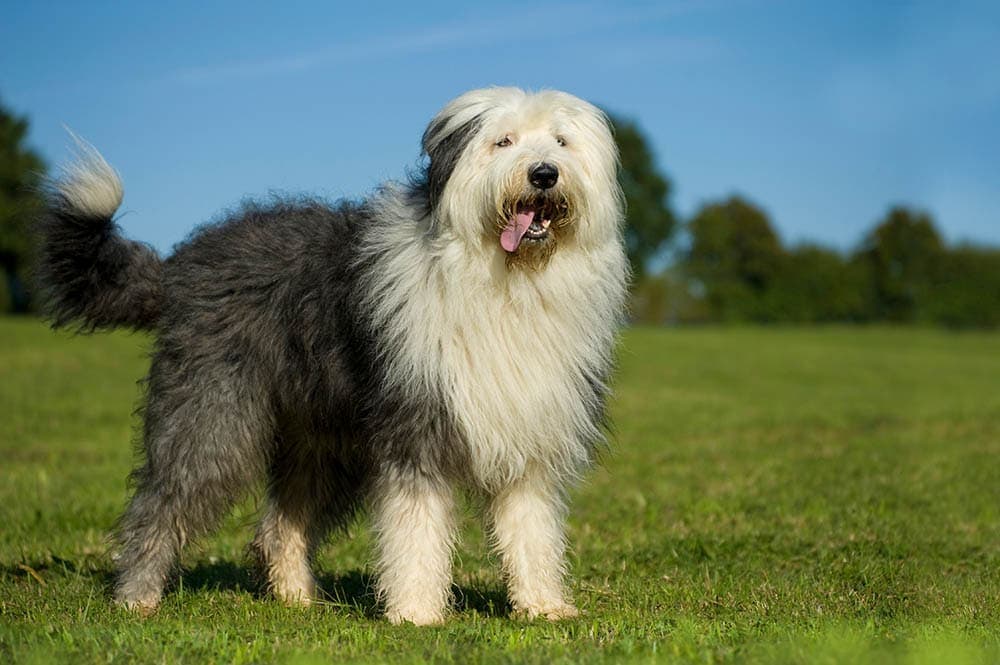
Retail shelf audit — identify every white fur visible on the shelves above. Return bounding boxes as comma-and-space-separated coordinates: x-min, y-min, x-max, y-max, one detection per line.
489, 467, 579, 619
253, 502, 316, 606
364, 88, 628, 492
433, 88, 623, 252
54, 133, 124, 219
371, 469, 457, 626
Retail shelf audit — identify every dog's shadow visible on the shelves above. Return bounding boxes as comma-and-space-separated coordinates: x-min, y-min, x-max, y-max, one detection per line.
6, 557, 509, 618
178, 561, 510, 618
170, 561, 378, 614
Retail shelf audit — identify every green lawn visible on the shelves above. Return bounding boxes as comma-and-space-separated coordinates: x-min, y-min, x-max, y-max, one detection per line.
1, 318, 998, 663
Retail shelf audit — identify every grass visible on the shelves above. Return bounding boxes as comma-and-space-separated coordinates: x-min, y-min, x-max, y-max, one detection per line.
1, 317, 999, 663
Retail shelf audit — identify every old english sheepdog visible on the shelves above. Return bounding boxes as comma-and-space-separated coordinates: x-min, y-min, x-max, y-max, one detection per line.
37, 87, 628, 625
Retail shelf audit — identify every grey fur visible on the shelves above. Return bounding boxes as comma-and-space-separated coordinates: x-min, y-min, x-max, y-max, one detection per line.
419, 116, 482, 212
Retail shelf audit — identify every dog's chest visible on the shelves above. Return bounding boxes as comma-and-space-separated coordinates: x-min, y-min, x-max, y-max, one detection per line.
364, 228, 624, 488
423, 273, 608, 487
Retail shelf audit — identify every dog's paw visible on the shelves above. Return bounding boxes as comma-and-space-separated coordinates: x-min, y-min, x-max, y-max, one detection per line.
514, 601, 580, 621
272, 579, 316, 607
385, 606, 447, 626
114, 595, 159, 617
274, 587, 314, 607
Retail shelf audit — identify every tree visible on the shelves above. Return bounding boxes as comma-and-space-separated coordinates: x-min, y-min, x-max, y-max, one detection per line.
855, 206, 944, 323
0, 99, 46, 313
683, 196, 784, 321
927, 245, 1000, 328
608, 114, 677, 281
764, 244, 870, 322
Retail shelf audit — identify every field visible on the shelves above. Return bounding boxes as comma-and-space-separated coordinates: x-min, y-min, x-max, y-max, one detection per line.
1, 318, 999, 663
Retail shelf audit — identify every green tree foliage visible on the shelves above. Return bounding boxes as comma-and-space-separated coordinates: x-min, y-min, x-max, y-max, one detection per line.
856, 206, 944, 323
609, 114, 676, 281
926, 245, 1000, 328
764, 245, 871, 323
630, 268, 713, 325
676, 199, 999, 328
0, 99, 46, 313
0, 266, 10, 313
683, 196, 783, 321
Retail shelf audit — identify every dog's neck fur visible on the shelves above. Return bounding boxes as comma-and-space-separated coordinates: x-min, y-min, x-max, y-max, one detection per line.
360, 188, 628, 491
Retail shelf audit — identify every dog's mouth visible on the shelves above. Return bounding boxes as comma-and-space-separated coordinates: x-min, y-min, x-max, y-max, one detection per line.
500, 197, 568, 253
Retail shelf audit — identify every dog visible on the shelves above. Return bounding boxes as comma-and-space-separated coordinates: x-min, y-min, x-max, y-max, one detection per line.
37, 87, 628, 625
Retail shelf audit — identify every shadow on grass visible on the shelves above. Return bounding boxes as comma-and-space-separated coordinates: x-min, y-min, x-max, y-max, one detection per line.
175, 559, 259, 596
5, 557, 511, 618
313, 570, 510, 618
178, 562, 510, 618
314, 569, 378, 617
452, 582, 510, 617
3, 555, 116, 591
172, 563, 380, 615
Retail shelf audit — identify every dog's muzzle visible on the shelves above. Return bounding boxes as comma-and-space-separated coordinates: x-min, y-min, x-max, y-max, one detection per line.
500, 194, 568, 253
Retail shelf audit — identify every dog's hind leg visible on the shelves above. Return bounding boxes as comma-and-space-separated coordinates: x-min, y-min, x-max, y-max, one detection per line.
113, 360, 273, 614
251, 431, 363, 606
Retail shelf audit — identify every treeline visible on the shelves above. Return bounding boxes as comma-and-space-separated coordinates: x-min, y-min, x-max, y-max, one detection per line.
633, 197, 1000, 328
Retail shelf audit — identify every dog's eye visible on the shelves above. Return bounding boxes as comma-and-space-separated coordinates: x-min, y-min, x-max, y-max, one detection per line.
495, 136, 513, 147
555, 136, 567, 147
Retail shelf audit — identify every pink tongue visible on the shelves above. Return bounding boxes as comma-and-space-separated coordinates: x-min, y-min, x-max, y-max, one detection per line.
501, 209, 535, 252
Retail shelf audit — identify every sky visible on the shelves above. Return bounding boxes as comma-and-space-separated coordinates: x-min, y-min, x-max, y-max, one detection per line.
2, 1, 998, 254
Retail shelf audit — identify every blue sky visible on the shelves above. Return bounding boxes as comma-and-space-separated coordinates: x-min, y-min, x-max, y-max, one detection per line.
2, 1, 998, 254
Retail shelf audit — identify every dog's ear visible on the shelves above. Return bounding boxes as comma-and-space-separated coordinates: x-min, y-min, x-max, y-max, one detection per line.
421, 114, 482, 210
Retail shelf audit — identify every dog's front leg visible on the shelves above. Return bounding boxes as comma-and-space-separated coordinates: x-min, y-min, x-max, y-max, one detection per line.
489, 471, 579, 620
371, 466, 456, 625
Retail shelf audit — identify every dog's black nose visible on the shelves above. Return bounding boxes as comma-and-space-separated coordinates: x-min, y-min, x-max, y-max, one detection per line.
529, 162, 559, 190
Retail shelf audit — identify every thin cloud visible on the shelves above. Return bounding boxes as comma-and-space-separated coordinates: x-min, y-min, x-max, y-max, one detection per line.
169, 1, 731, 85
599, 35, 727, 68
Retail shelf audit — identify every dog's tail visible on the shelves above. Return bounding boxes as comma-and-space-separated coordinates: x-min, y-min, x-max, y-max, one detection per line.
36, 137, 163, 332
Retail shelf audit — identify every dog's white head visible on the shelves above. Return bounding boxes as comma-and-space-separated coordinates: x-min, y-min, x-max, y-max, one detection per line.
419, 87, 623, 268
